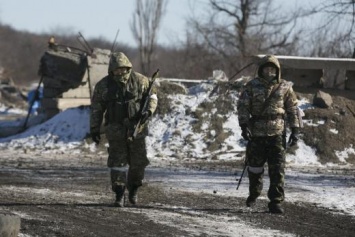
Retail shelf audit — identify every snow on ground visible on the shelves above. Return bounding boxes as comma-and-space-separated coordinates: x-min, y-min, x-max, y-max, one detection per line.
1, 81, 355, 222
0, 103, 27, 116
0, 106, 89, 150
146, 166, 355, 217
127, 200, 295, 237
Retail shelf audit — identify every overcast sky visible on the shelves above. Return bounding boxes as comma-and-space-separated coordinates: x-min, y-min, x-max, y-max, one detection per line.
0, 0, 206, 46
0, 0, 324, 47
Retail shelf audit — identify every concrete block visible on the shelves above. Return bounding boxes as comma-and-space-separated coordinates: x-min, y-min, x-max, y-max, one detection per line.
57, 98, 91, 110
0, 213, 21, 237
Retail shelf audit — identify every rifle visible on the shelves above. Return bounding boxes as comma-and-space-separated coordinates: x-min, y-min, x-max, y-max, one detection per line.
110, 29, 120, 53
128, 69, 160, 141
236, 122, 254, 190
236, 143, 250, 190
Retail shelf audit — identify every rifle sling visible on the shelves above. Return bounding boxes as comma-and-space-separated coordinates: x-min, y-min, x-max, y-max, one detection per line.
259, 82, 283, 115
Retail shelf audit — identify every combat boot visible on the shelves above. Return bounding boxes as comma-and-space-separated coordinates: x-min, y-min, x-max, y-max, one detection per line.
268, 202, 284, 214
246, 168, 263, 208
246, 196, 257, 207
114, 185, 125, 207
128, 186, 138, 205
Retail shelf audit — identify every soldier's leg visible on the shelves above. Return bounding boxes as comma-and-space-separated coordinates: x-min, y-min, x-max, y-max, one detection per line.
110, 167, 126, 207
266, 135, 285, 213
106, 125, 129, 207
126, 137, 150, 204
247, 167, 264, 205
246, 138, 267, 206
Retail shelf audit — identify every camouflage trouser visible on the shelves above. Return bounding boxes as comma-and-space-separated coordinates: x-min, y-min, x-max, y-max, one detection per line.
246, 135, 285, 203
105, 124, 150, 192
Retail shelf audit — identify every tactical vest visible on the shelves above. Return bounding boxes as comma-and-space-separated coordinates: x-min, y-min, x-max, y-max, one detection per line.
248, 79, 290, 117
105, 73, 143, 124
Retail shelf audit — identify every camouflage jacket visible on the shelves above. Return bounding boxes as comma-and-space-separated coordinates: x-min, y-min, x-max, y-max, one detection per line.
237, 55, 299, 137
90, 72, 158, 134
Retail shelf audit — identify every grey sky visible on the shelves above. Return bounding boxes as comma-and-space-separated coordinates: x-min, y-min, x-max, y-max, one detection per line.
0, 0, 326, 47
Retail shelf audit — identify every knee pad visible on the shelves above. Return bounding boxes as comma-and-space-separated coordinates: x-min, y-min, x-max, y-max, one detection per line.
248, 166, 264, 174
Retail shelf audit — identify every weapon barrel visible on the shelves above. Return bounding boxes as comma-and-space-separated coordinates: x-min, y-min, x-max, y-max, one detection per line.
236, 165, 247, 190
129, 69, 160, 140
236, 151, 249, 190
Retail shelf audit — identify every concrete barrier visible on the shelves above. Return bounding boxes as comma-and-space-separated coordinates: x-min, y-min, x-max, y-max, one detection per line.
0, 213, 21, 237
253, 55, 355, 90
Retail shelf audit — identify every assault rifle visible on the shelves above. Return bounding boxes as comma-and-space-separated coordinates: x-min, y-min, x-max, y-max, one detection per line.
110, 29, 120, 53
128, 69, 160, 141
236, 144, 250, 190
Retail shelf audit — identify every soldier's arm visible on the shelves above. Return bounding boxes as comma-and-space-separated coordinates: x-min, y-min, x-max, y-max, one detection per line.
148, 84, 158, 114
237, 83, 252, 126
90, 81, 107, 133
284, 86, 299, 128
142, 76, 158, 115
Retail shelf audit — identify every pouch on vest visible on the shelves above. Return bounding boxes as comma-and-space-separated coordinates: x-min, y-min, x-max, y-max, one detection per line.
106, 78, 127, 124
106, 74, 143, 123
125, 90, 141, 120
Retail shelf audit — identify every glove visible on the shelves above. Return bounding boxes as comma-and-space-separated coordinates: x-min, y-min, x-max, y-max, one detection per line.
240, 124, 251, 141
141, 110, 152, 124
91, 132, 101, 144
288, 127, 299, 146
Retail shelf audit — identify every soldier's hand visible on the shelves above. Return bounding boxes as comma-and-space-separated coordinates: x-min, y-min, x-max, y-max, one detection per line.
91, 132, 101, 144
141, 111, 152, 124
240, 124, 251, 141
288, 127, 299, 146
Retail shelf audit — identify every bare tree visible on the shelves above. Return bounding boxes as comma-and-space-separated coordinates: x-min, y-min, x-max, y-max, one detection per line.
186, 0, 304, 75
130, 0, 167, 75
298, 26, 352, 58
312, 0, 355, 39
303, 0, 355, 57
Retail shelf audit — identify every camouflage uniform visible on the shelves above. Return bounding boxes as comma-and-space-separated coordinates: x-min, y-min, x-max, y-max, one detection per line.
237, 55, 299, 212
90, 52, 158, 205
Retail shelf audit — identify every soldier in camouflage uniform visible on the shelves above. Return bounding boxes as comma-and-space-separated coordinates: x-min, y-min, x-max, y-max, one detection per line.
237, 55, 299, 214
90, 52, 158, 207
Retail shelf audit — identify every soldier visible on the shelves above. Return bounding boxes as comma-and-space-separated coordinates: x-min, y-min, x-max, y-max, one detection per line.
90, 52, 158, 207
237, 55, 299, 214
48, 36, 58, 51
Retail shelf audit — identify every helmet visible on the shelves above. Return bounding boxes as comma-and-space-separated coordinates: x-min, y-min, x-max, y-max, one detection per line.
257, 55, 281, 83
48, 36, 55, 44
108, 52, 132, 73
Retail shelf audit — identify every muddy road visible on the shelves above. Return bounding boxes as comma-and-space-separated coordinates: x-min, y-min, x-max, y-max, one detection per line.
0, 151, 355, 237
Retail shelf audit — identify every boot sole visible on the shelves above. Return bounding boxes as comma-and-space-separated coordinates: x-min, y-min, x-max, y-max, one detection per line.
128, 197, 137, 205
114, 196, 125, 207
269, 209, 284, 214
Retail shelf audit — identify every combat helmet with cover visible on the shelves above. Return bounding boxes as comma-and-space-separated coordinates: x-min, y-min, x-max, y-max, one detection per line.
256, 55, 281, 83
108, 52, 133, 73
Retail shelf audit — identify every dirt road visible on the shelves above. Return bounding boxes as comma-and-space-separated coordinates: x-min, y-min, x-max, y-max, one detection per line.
0, 151, 355, 237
